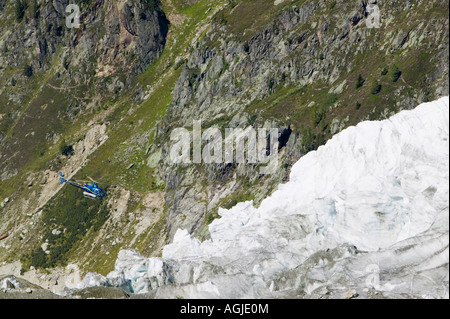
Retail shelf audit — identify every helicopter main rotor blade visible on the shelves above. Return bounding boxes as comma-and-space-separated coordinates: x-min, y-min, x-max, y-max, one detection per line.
87, 176, 100, 184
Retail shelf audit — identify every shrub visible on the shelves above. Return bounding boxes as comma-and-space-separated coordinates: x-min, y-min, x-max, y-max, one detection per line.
390, 65, 402, 82
370, 81, 382, 94
243, 41, 250, 53
328, 0, 337, 9
174, 58, 186, 70
15, 0, 27, 22
31, 0, 39, 19
63, 56, 70, 70
30, 248, 48, 269
301, 128, 317, 152
23, 65, 33, 77
355, 74, 365, 89
267, 77, 275, 93
59, 139, 74, 156
55, 25, 63, 37
311, 105, 326, 126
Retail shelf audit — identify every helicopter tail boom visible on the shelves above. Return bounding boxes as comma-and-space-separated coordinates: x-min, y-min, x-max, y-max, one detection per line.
60, 173, 87, 190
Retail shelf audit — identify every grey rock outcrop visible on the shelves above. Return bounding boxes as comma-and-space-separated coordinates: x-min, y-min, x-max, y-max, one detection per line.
155, 0, 449, 241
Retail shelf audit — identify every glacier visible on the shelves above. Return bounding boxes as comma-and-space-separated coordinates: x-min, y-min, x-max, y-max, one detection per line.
72, 96, 449, 299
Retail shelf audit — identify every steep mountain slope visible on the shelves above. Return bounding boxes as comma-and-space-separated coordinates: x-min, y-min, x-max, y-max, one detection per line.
0, 0, 448, 294
72, 96, 449, 299
158, 0, 449, 242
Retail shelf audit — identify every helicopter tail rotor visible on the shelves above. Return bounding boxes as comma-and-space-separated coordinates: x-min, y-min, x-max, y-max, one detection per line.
59, 172, 66, 185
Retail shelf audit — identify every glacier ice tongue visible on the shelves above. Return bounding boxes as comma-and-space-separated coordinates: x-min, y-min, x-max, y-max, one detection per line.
0, 276, 22, 290
78, 272, 110, 289
76, 97, 449, 298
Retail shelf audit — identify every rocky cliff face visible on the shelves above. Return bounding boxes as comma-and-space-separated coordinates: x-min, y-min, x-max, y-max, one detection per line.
0, 0, 448, 294
1, 0, 171, 283
157, 0, 449, 241
0, 0, 168, 177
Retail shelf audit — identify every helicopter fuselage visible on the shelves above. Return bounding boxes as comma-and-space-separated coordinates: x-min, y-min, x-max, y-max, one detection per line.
60, 173, 107, 199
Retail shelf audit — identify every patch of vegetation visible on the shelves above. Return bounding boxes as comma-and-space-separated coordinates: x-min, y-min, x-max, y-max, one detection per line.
79, 0, 94, 7
205, 210, 220, 224
311, 94, 338, 127
301, 127, 325, 153
59, 139, 74, 156
15, 0, 27, 22
219, 180, 255, 210
328, 0, 337, 10
21, 185, 110, 270
213, 0, 274, 41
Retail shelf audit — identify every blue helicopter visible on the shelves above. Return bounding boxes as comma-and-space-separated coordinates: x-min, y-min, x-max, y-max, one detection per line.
60, 172, 107, 199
